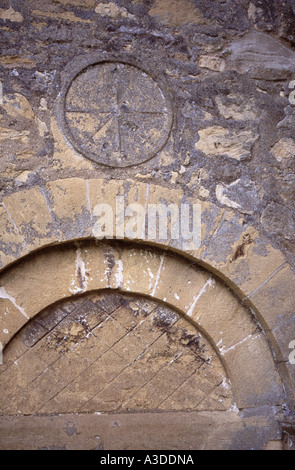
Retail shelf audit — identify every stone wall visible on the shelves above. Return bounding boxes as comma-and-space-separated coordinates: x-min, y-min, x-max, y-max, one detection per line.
0, 0, 294, 450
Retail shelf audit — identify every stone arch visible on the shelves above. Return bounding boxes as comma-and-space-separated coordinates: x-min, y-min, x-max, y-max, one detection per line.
0, 178, 294, 408
1, 289, 235, 418
0, 239, 285, 411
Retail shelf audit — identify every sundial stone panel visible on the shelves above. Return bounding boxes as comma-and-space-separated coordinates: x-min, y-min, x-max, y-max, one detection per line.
60, 60, 173, 167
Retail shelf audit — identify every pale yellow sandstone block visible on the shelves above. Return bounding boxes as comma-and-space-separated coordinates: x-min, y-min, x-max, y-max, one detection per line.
2, 187, 58, 250
0, 246, 77, 318
222, 333, 283, 408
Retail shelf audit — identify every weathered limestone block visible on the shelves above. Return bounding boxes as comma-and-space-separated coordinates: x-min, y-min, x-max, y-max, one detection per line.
188, 281, 257, 352
250, 264, 295, 360
0, 410, 283, 450
88, 178, 123, 241
215, 94, 259, 121
0, 6, 23, 22
215, 178, 260, 215
188, 201, 226, 261
1, 93, 34, 120
201, 214, 286, 299
250, 263, 294, 330
148, 0, 204, 27
198, 55, 225, 72
51, 117, 95, 171
152, 253, 210, 313
145, 183, 186, 250
270, 138, 295, 162
0, 127, 30, 144
227, 31, 295, 80
0, 56, 36, 68
194, 126, 259, 161
279, 363, 295, 410
89, 178, 150, 243
89, 179, 194, 251
0, 298, 27, 348
74, 243, 114, 292
95, 2, 135, 19
119, 246, 163, 295
56, 0, 95, 6
2, 187, 58, 250
31, 9, 93, 23
226, 237, 286, 300
123, 180, 149, 211
0, 246, 77, 318
271, 318, 295, 368
88, 178, 118, 212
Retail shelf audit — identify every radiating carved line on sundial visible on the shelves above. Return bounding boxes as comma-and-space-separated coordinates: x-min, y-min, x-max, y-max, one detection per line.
92, 115, 114, 143
66, 109, 112, 113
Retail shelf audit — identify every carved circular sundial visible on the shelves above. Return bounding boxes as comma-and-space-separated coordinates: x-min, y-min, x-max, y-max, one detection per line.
60, 59, 173, 167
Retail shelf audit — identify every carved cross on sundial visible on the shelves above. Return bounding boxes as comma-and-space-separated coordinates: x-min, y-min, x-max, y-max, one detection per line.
62, 61, 172, 167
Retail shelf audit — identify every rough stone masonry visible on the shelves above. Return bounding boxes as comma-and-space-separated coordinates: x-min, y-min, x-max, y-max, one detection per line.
0, 0, 294, 451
